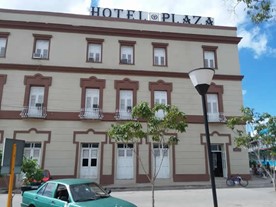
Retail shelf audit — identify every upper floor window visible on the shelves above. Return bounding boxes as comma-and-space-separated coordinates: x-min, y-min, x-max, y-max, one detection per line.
154, 91, 167, 118
152, 43, 168, 66
28, 86, 45, 117
149, 80, 172, 106
202, 46, 218, 68
86, 38, 104, 63
79, 76, 105, 120
119, 90, 133, 119
33, 34, 52, 59
119, 40, 136, 65
20, 74, 52, 119
0, 75, 7, 110
207, 94, 219, 121
84, 88, 100, 118
0, 32, 10, 58
207, 83, 225, 122
114, 78, 139, 120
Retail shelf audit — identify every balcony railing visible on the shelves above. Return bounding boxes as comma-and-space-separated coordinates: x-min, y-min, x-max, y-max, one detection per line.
20, 106, 47, 118
114, 109, 135, 120
79, 108, 103, 120
207, 112, 226, 123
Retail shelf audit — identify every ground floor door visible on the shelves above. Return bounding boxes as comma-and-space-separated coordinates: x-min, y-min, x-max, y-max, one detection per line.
80, 143, 99, 179
211, 144, 226, 177
117, 144, 134, 179
153, 144, 170, 179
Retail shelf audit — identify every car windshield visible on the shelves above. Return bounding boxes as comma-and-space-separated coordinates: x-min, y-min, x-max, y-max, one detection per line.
70, 182, 109, 202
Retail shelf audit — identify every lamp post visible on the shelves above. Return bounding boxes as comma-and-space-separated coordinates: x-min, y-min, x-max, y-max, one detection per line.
188, 68, 218, 207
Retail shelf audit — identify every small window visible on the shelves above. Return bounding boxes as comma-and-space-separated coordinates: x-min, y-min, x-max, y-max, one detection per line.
88, 44, 102, 62
32, 34, 52, 59
119, 40, 136, 65
86, 38, 104, 63
0, 38, 7, 58
120, 46, 133, 64
0, 32, 9, 58
202, 46, 218, 68
152, 43, 168, 66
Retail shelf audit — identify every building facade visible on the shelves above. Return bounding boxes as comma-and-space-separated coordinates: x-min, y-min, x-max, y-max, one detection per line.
0, 8, 249, 187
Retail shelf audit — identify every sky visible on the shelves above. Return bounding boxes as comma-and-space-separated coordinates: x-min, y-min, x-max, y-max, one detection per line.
0, 0, 276, 115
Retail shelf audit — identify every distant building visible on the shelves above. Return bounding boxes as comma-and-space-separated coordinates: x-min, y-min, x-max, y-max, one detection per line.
0, 8, 249, 187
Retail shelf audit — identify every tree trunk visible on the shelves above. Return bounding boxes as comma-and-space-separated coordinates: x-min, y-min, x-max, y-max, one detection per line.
151, 182, 155, 207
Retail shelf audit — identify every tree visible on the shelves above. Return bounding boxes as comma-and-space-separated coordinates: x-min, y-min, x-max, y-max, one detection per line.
236, 0, 275, 23
226, 107, 276, 191
108, 102, 188, 207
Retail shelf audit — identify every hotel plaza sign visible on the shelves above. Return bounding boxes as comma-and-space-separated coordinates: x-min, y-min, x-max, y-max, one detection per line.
91, 7, 214, 26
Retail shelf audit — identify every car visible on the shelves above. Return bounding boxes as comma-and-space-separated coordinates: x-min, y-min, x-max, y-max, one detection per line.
21, 178, 137, 207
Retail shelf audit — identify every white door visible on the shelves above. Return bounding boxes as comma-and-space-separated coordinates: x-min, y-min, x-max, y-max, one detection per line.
117, 144, 134, 179
153, 145, 170, 178
28, 86, 44, 117
80, 143, 99, 179
221, 145, 227, 178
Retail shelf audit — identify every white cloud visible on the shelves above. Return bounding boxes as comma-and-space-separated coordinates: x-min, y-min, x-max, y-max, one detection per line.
238, 27, 276, 59
0, 0, 275, 58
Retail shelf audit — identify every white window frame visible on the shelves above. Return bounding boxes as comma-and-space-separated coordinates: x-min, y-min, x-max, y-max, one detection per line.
204, 51, 215, 68
28, 86, 44, 117
33, 40, 49, 59
84, 88, 100, 118
0, 37, 7, 57
88, 43, 102, 63
207, 94, 219, 122
154, 48, 166, 66
154, 91, 167, 118
120, 45, 133, 64
119, 90, 133, 119
24, 142, 42, 166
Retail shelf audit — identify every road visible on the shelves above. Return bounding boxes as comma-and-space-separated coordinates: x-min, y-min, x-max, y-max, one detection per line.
1, 187, 276, 207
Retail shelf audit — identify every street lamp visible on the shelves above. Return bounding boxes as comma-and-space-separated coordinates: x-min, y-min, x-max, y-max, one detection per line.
188, 68, 218, 207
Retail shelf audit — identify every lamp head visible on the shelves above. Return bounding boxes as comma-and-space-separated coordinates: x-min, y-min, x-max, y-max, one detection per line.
188, 68, 215, 95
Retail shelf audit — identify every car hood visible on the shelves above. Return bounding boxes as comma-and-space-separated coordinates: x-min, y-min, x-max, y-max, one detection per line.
74, 196, 137, 207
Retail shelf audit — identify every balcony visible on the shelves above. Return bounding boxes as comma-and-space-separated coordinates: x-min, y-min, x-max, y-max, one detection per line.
114, 108, 135, 120
79, 108, 103, 120
20, 106, 47, 118
207, 112, 226, 123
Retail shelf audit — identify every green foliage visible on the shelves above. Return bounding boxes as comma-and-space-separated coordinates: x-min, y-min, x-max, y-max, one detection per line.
108, 102, 188, 145
21, 157, 44, 185
226, 106, 276, 156
0, 150, 2, 177
238, 0, 274, 23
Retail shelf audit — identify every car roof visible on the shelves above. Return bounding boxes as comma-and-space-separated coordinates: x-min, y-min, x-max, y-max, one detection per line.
48, 178, 96, 185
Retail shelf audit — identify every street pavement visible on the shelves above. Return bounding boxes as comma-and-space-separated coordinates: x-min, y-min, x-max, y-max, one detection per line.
1, 177, 275, 207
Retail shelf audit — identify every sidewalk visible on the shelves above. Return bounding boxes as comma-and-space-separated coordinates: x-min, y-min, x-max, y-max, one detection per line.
107, 176, 274, 192
0, 175, 274, 194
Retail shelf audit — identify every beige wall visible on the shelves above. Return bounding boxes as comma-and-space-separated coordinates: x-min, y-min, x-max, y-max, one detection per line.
0, 9, 248, 185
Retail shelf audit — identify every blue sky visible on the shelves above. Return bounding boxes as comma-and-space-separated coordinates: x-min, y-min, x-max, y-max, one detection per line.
1, 0, 276, 115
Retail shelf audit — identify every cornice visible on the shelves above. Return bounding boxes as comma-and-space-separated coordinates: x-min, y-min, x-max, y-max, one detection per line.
0, 19, 241, 44
0, 63, 244, 81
